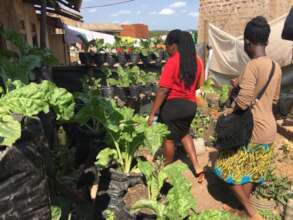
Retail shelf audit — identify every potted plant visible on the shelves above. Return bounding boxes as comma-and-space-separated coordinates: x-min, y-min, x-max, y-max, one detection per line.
75, 97, 169, 219
104, 43, 117, 67
78, 34, 95, 65
251, 169, 292, 211
93, 38, 106, 67
190, 112, 212, 155
131, 160, 196, 220
100, 67, 115, 98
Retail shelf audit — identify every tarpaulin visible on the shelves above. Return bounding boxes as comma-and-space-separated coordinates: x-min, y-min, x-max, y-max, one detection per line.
64, 24, 115, 45
208, 14, 293, 84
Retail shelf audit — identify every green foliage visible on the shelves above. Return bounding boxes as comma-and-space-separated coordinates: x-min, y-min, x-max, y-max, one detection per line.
51, 206, 62, 220
77, 34, 95, 52
0, 29, 58, 84
0, 80, 75, 147
255, 169, 292, 205
190, 210, 244, 220
132, 161, 196, 220
94, 39, 105, 52
106, 66, 158, 87
75, 96, 169, 173
259, 209, 281, 220
190, 112, 211, 138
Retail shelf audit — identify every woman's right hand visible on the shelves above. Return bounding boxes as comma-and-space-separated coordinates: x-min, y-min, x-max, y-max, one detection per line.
147, 114, 155, 127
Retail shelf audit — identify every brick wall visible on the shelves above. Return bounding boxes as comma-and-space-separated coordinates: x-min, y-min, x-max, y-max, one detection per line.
198, 0, 293, 43
120, 24, 149, 39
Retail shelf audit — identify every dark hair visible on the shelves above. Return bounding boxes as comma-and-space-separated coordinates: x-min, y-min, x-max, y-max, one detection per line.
244, 16, 271, 45
165, 30, 197, 88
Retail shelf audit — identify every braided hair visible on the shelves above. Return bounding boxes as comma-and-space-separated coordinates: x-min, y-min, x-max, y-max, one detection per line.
165, 30, 197, 88
244, 16, 271, 45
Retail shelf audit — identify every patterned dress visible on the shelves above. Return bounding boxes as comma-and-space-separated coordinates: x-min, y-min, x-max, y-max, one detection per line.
214, 144, 273, 185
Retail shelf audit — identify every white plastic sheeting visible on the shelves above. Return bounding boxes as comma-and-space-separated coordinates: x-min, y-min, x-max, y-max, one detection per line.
64, 24, 115, 45
208, 14, 293, 85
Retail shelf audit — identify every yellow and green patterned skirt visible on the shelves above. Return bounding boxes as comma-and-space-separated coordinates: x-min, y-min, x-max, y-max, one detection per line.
214, 144, 273, 185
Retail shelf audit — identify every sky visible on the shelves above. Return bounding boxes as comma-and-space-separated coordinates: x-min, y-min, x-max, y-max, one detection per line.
80, 0, 199, 30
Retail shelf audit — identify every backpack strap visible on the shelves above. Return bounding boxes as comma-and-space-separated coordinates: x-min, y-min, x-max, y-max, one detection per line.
256, 61, 275, 101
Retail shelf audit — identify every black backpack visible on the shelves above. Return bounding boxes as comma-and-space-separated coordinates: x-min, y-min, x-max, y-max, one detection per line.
282, 7, 293, 41
215, 62, 276, 151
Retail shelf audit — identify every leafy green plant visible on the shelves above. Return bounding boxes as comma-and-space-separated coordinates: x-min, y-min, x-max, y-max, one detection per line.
94, 39, 105, 53
131, 161, 196, 220
190, 210, 244, 220
259, 209, 281, 220
75, 97, 169, 173
0, 29, 58, 84
77, 34, 95, 52
219, 85, 230, 106
255, 169, 292, 205
0, 80, 75, 147
190, 112, 211, 138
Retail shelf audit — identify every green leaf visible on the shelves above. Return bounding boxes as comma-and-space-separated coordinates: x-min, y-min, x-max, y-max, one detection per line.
51, 206, 62, 220
131, 199, 165, 218
96, 148, 118, 167
144, 122, 169, 155
138, 160, 154, 180
0, 110, 21, 147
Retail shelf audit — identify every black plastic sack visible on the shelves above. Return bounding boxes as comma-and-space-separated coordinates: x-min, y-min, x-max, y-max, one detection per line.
0, 146, 50, 220
282, 7, 293, 41
0, 117, 51, 219
94, 169, 143, 220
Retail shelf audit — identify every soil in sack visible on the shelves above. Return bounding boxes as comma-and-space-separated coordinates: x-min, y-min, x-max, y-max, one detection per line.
101, 86, 115, 98
94, 168, 143, 220
93, 53, 105, 67
0, 117, 51, 220
118, 52, 127, 66
79, 52, 91, 65
130, 53, 140, 65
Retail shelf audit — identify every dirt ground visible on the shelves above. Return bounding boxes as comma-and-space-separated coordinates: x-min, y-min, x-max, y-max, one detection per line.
124, 133, 293, 213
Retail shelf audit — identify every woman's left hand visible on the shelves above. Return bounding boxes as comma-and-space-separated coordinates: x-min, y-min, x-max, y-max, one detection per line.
147, 114, 155, 127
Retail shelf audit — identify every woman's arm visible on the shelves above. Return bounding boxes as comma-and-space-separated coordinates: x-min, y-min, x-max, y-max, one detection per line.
147, 87, 169, 126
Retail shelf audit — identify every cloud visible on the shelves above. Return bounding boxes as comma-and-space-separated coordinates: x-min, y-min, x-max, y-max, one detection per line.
136, 11, 141, 15
159, 8, 175, 16
170, 1, 186, 8
88, 8, 97, 13
112, 20, 120, 24
188, 12, 199, 17
110, 10, 131, 17
149, 11, 157, 15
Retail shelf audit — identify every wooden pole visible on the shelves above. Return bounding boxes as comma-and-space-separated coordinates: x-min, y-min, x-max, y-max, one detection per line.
40, 0, 47, 48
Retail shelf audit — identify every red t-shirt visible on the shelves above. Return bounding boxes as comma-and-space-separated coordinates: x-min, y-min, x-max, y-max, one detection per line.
159, 52, 203, 102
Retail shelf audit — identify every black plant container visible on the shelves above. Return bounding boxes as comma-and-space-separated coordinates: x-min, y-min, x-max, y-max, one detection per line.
79, 52, 91, 65
101, 86, 115, 98
93, 53, 105, 67
118, 53, 127, 66
106, 54, 117, 67
128, 85, 140, 99
130, 53, 140, 65
155, 51, 164, 66
114, 87, 126, 101
140, 53, 153, 66
94, 169, 143, 220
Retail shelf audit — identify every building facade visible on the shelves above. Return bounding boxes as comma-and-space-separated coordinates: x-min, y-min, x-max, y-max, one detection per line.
198, 0, 293, 43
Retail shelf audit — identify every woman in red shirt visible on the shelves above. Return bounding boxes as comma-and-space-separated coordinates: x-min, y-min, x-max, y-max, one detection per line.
148, 30, 204, 182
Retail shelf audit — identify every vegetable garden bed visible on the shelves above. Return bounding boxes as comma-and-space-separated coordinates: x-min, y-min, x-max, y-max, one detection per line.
0, 29, 292, 220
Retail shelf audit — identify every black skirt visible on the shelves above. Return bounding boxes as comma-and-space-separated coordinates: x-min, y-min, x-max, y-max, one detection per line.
158, 99, 196, 141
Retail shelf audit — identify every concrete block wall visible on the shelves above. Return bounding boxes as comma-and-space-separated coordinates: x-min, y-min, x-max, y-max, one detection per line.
198, 0, 293, 44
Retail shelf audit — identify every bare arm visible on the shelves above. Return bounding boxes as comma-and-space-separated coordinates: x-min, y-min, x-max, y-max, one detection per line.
148, 87, 169, 126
